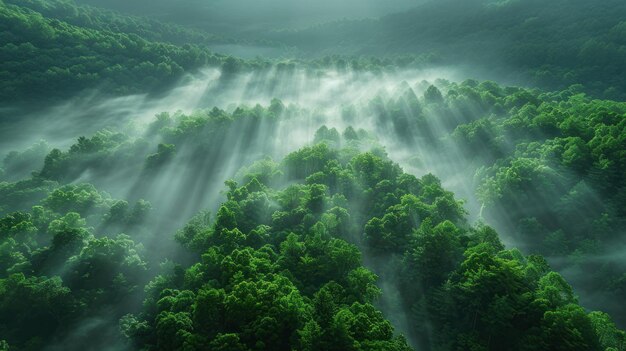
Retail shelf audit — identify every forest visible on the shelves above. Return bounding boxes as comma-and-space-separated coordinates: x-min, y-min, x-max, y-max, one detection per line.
1, 0, 625, 350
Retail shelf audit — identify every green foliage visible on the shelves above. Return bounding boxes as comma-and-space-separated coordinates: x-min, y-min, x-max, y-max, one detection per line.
116, 144, 622, 351
1, 71, 625, 350
267, 0, 626, 98
145, 143, 176, 169
0, 4, 624, 343
0, 273, 78, 349
4, 0, 231, 46
0, 171, 149, 349
0, 0, 229, 103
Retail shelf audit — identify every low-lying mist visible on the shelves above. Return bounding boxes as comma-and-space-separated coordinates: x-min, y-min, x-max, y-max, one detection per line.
2, 65, 474, 225
2, 64, 624, 346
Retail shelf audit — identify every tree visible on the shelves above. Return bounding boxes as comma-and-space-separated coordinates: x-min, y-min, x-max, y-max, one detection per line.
424, 85, 444, 104
403, 220, 462, 288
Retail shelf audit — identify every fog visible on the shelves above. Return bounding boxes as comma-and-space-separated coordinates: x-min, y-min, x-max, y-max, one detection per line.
76, 0, 425, 34
2, 64, 624, 347
2, 65, 466, 231
3, 0, 626, 348
2, 65, 466, 348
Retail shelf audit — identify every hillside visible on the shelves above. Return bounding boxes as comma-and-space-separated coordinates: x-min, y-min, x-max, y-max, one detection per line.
1, 1, 626, 351
267, 0, 626, 98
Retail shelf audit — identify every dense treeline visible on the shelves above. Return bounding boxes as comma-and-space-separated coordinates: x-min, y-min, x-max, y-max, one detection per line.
0, 35, 626, 350
267, 0, 626, 99
0, 0, 434, 105
3, 0, 234, 46
345, 77, 626, 324
0, 181, 152, 349
0, 105, 418, 349
4, 0, 626, 103
3, 135, 622, 349
447, 82, 626, 324
1, 102, 625, 349
2, 0, 626, 349
0, 0, 236, 103
120, 140, 624, 351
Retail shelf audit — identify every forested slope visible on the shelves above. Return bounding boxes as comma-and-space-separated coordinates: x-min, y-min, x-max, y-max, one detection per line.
1, 1, 626, 350
0, 0, 252, 104
268, 0, 626, 99
1, 80, 626, 350
3, 0, 234, 46
1, 123, 624, 350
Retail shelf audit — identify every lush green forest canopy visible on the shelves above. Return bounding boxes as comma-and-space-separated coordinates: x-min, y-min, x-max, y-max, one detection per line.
266, 0, 626, 99
0, 0, 232, 103
66, 0, 626, 99
2, 117, 625, 350
1, 0, 626, 350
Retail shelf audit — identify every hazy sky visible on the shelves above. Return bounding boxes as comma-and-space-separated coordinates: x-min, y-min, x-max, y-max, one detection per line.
78, 0, 425, 32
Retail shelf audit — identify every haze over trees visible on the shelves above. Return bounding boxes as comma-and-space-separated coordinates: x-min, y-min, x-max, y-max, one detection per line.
1, 0, 625, 350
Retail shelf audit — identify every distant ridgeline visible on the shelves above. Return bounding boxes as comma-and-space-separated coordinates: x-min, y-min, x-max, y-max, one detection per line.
0, 0, 229, 103
267, 0, 626, 99
0, 0, 427, 105
1, 78, 626, 350
2, 0, 626, 106
1, 1, 626, 347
